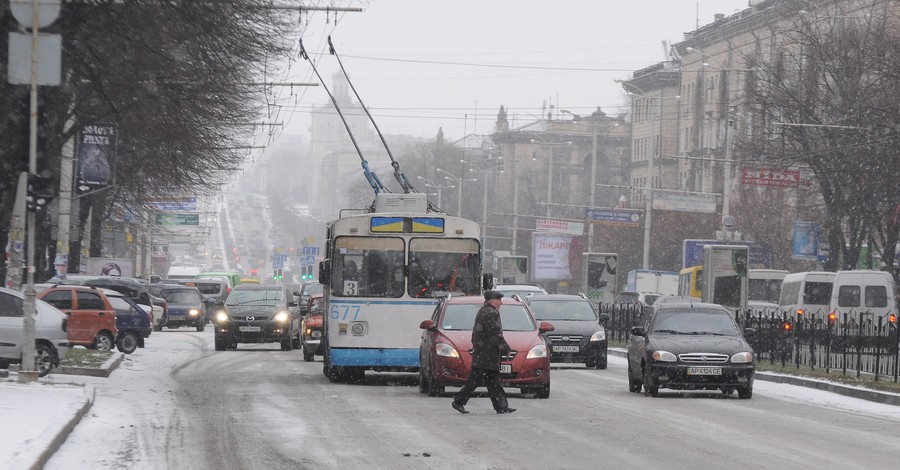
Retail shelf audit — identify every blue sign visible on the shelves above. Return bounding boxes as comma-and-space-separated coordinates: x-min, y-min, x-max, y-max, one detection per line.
584, 208, 643, 227
302, 246, 319, 256
273, 254, 288, 269
150, 197, 197, 211
300, 256, 316, 266
792, 221, 820, 261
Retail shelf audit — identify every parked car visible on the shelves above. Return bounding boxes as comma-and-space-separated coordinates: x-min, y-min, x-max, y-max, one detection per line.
526, 294, 609, 369
39, 286, 151, 354
418, 295, 554, 398
0, 287, 69, 377
47, 275, 167, 331
155, 285, 207, 331
300, 293, 324, 362
492, 284, 547, 300
212, 284, 301, 351
626, 300, 756, 398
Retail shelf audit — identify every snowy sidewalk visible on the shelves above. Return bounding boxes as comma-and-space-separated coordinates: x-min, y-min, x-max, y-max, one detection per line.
0, 377, 93, 470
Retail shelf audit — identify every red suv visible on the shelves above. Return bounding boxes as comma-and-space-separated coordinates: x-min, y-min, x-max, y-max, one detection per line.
418, 295, 554, 398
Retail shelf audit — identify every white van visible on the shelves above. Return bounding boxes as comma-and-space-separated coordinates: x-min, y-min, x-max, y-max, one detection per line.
778, 272, 836, 317
167, 266, 202, 280
829, 270, 897, 325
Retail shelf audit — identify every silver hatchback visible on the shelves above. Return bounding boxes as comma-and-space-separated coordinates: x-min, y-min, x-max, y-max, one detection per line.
0, 287, 70, 376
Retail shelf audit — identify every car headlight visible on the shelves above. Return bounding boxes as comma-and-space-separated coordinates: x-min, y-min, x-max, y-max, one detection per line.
189, 309, 201, 317
215, 311, 230, 323
435, 342, 459, 358
651, 350, 677, 362
731, 352, 754, 363
273, 311, 290, 323
311, 330, 322, 338
526, 344, 547, 359
590, 329, 606, 342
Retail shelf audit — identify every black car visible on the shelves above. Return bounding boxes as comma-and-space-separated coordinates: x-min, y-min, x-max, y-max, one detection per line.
526, 294, 609, 369
626, 300, 755, 398
155, 285, 207, 331
212, 284, 301, 351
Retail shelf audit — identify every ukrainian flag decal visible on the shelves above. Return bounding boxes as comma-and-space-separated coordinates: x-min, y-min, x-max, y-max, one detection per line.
412, 217, 444, 233
371, 217, 404, 232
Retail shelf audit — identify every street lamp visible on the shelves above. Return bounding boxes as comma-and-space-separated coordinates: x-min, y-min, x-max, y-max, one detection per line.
461, 159, 503, 237
435, 168, 476, 217
417, 175, 454, 207
615, 79, 665, 269
528, 136, 572, 218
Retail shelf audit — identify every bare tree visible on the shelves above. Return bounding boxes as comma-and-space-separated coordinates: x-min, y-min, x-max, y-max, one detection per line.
734, 4, 900, 271
0, 1, 299, 280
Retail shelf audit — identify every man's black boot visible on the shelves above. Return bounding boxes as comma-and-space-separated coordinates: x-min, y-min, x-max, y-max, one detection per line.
452, 401, 469, 414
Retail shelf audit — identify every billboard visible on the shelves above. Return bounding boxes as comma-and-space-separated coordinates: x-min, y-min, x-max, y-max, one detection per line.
792, 221, 820, 261
85, 257, 134, 277
583, 253, 617, 303
532, 234, 574, 280
75, 125, 117, 196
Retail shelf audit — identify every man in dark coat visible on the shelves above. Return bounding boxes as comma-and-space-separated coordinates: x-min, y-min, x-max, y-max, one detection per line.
451, 290, 515, 414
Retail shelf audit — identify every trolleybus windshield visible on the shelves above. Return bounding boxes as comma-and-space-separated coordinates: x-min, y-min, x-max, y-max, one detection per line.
408, 238, 480, 298
332, 237, 405, 298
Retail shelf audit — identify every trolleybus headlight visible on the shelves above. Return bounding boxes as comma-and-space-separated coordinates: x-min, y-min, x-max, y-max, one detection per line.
188, 309, 201, 317
311, 330, 322, 339
435, 342, 459, 358
590, 330, 606, 342
730, 352, 753, 363
651, 350, 677, 362
273, 311, 290, 323
526, 344, 547, 359
215, 311, 230, 323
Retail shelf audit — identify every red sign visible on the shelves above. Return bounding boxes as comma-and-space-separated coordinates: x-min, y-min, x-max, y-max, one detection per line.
742, 167, 802, 188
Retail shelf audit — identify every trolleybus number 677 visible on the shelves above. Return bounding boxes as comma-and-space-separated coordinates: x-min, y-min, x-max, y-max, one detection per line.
331, 305, 362, 321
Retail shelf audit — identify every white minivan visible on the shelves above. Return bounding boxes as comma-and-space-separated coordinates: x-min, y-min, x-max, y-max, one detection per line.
778, 271, 837, 317
829, 270, 897, 325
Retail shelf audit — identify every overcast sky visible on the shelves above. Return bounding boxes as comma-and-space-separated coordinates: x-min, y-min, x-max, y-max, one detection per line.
273, 0, 752, 143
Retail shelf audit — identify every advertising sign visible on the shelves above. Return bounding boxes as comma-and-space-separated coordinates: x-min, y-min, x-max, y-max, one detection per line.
85, 257, 134, 277
583, 252, 617, 303
584, 208, 642, 227
75, 125, 117, 196
792, 221, 820, 261
652, 192, 717, 213
498, 256, 528, 284
536, 219, 584, 235
742, 167, 802, 188
532, 234, 574, 280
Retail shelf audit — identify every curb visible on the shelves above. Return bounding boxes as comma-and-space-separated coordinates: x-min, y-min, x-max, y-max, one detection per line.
55, 353, 124, 378
29, 386, 95, 470
608, 348, 900, 406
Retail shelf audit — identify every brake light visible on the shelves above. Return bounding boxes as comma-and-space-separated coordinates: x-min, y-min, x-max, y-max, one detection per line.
797, 309, 804, 316
227, 287, 231, 295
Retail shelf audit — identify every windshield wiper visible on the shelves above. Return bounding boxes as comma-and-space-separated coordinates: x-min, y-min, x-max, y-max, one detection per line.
682, 331, 726, 336
227, 300, 269, 306
652, 329, 684, 334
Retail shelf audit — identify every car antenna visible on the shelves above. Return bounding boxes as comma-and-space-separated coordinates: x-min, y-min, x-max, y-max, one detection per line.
299, 39, 386, 196
327, 36, 416, 195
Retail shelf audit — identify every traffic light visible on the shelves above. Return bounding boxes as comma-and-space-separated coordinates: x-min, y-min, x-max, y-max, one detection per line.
587, 260, 607, 289
300, 265, 313, 280
26, 173, 54, 213
274, 268, 282, 281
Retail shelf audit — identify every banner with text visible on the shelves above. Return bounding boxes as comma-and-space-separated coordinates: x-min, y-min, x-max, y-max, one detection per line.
536, 218, 584, 235
652, 192, 717, 213
584, 208, 642, 227
742, 167, 802, 188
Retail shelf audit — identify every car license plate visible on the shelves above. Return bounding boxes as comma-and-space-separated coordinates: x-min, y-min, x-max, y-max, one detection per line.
687, 366, 722, 375
500, 364, 512, 373
554, 345, 579, 353
239, 326, 262, 332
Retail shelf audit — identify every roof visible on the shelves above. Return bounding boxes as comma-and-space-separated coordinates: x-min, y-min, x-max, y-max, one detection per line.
444, 295, 524, 305
526, 294, 590, 302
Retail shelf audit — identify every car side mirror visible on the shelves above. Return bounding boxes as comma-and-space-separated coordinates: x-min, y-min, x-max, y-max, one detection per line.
539, 321, 555, 333
598, 313, 610, 325
419, 319, 436, 331
288, 300, 298, 307
743, 327, 757, 338
630, 326, 646, 337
